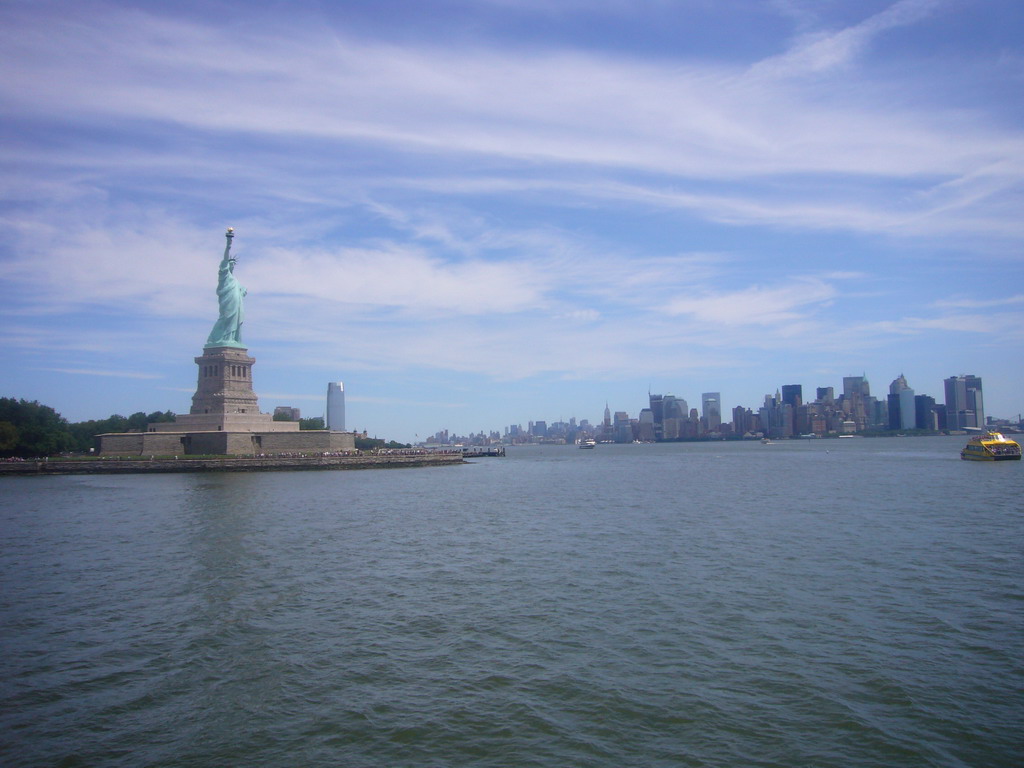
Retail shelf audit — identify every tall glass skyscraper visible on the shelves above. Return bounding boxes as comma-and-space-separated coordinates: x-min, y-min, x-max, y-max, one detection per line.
701, 392, 721, 430
326, 381, 345, 431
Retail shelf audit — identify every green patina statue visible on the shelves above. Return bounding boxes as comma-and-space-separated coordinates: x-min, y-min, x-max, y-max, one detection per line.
205, 227, 247, 349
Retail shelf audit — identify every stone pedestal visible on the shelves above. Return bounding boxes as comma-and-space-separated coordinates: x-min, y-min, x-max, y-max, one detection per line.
192, 346, 260, 417
150, 346, 298, 434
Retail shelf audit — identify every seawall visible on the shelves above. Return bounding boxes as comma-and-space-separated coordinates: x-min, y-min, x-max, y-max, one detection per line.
0, 453, 466, 476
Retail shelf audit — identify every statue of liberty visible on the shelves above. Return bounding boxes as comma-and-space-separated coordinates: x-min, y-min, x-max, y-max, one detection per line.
205, 227, 247, 348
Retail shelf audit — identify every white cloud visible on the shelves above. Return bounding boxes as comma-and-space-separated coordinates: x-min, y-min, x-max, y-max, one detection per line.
934, 294, 1024, 309
245, 244, 547, 316
751, 0, 946, 78
34, 367, 163, 380
0, 0, 1018, 250
665, 278, 837, 326
0, 3, 1013, 180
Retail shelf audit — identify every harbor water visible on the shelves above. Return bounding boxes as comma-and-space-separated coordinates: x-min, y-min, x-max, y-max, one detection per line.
1, 436, 1021, 766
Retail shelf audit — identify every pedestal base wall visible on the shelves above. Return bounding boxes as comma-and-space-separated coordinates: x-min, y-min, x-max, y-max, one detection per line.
97, 430, 356, 456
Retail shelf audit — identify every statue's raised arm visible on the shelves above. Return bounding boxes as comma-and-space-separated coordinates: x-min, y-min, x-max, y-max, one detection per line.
204, 227, 247, 349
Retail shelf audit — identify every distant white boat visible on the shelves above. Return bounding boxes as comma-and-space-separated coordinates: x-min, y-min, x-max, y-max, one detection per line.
578, 438, 596, 449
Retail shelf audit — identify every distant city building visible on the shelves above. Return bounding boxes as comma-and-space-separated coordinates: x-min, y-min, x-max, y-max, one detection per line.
899, 388, 915, 430
886, 374, 915, 430
794, 404, 813, 435
944, 375, 983, 430
781, 385, 802, 408
613, 411, 632, 443
843, 375, 870, 399
649, 393, 664, 440
701, 393, 721, 431
841, 375, 872, 431
915, 394, 938, 431
760, 393, 786, 438
732, 405, 753, 435
663, 395, 687, 422
636, 409, 655, 442
326, 381, 345, 431
886, 393, 900, 429
816, 387, 834, 405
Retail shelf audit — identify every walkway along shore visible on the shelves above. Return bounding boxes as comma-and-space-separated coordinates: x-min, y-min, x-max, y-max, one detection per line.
0, 452, 467, 476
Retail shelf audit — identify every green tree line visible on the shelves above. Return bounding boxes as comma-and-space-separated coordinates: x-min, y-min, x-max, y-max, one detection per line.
0, 397, 175, 457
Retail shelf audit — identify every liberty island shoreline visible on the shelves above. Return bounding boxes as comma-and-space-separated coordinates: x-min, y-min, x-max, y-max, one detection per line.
0, 451, 469, 476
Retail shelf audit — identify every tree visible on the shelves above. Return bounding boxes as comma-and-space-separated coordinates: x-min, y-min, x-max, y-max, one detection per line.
126, 412, 149, 432
0, 421, 18, 452
0, 397, 73, 457
299, 417, 325, 430
0, 399, 179, 455
354, 437, 411, 451
67, 415, 127, 452
355, 436, 385, 451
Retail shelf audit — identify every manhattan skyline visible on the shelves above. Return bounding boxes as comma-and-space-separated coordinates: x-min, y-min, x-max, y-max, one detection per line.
1, 0, 1022, 445
420, 371, 1005, 446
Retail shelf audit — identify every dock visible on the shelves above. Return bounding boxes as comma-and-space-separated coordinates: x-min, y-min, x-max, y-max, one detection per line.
460, 446, 506, 457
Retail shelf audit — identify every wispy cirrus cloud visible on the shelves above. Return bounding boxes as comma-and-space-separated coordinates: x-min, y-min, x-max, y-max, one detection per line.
860, 311, 1024, 338
665, 277, 837, 326
934, 294, 1024, 309
34, 367, 163, 380
0, 2, 1017, 188
751, 0, 947, 78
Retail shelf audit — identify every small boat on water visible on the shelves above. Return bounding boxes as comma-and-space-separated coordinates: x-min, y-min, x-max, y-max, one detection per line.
960, 432, 1021, 461
577, 438, 596, 449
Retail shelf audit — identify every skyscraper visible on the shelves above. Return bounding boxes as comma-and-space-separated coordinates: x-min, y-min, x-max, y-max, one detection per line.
843, 375, 870, 399
944, 375, 983, 430
659, 395, 687, 439
842, 375, 871, 431
663, 395, 687, 420
887, 374, 915, 430
915, 394, 938, 431
701, 392, 721, 431
326, 381, 345, 431
648, 393, 664, 441
781, 385, 803, 408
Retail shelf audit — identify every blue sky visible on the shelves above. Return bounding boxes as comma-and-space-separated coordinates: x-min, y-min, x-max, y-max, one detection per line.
1, 0, 1022, 442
